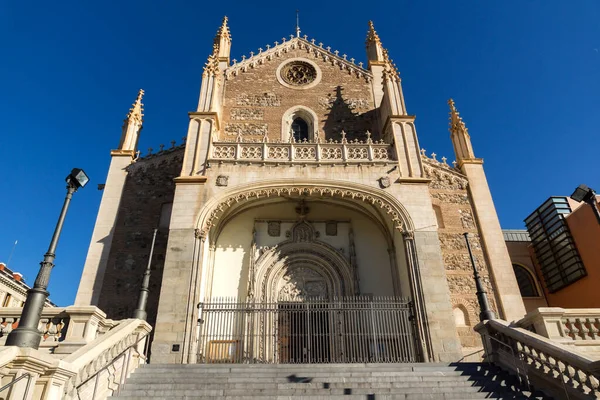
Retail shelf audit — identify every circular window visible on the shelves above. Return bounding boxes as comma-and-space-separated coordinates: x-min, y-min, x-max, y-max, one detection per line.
276, 58, 321, 89
281, 61, 317, 86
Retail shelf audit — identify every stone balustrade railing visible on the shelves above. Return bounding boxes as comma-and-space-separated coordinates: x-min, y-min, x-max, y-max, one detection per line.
0, 317, 150, 400
476, 319, 600, 399
210, 140, 394, 164
63, 318, 151, 400
0, 306, 116, 354
517, 307, 600, 344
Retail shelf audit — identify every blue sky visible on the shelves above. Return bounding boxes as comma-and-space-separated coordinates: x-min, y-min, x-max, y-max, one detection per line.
1, 1, 598, 306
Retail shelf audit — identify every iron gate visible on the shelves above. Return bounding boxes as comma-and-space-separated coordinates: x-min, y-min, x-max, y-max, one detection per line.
196, 296, 420, 364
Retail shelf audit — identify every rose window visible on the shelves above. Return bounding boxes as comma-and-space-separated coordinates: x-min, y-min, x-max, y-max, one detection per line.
280, 61, 317, 86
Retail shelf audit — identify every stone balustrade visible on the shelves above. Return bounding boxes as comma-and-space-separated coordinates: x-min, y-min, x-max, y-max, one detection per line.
0, 317, 150, 400
0, 306, 116, 354
516, 307, 600, 359
476, 318, 600, 399
210, 139, 394, 164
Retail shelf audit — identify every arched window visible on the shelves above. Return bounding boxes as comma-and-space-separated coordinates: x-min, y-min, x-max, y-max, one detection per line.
433, 205, 444, 229
291, 117, 309, 142
513, 264, 539, 297
453, 306, 468, 327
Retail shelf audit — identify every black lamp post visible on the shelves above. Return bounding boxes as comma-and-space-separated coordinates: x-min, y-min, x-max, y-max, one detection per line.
133, 228, 158, 320
6, 168, 89, 348
463, 232, 496, 322
570, 184, 600, 225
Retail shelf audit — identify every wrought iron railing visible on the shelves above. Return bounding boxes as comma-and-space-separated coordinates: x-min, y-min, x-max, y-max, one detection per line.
196, 296, 419, 364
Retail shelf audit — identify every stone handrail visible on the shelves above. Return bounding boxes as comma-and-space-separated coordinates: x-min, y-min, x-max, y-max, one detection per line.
476, 318, 600, 399
210, 140, 394, 164
62, 318, 151, 399
0, 306, 117, 353
517, 307, 600, 343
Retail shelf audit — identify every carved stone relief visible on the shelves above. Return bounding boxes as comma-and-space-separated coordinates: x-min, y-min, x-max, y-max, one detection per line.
267, 221, 281, 237
424, 164, 468, 190
236, 93, 281, 107
225, 123, 268, 136
325, 221, 338, 236
216, 175, 229, 187
231, 108, 264, 120
318, 96, 371, 111
278, 267, 328, 300
430, 193, 469, 204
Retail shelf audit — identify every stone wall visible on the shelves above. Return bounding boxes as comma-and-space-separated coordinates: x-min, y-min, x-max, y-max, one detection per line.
423, 156, 498, 351
97, 148, 183, 326
221, 48, 376, 142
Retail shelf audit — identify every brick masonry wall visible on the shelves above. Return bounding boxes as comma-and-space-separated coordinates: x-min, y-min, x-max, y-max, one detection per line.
221, 48, 376, 142
98, 148, 183, 326
423, 157, 498, 349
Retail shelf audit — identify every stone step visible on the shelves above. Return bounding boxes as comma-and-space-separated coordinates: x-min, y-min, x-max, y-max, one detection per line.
126, 375, 470, 384
110, 393, 511, 400
120, 380, 478, 390
130, 370, 464, 377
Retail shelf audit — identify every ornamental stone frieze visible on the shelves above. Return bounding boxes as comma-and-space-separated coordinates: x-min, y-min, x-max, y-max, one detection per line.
230, 108, 264, 120
226, 37, 372, 82
430, 192, 469, 204
224, 123, 268, 136
236, 93, 281, 107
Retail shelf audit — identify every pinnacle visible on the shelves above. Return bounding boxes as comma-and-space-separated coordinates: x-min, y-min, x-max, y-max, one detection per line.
366, 20, 381, 43
215, 15, 231, 41
448, 98, 468, 134
127, 89, 144, 119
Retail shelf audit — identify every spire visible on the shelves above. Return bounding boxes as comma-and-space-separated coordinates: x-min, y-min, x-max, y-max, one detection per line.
213, 16, 231, 62
448, 99, 476, 162
296, 10, 301, 38
119, 89, 144, 152
126, 89, 144, 123
365, 20, 386, 63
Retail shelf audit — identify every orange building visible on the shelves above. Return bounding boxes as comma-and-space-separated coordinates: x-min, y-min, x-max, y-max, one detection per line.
521, 195, 600, 308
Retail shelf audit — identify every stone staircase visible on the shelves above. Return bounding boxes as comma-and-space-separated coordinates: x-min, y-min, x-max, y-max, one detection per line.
111, 363, 553, 399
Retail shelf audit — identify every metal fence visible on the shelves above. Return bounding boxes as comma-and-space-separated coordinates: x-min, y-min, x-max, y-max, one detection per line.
196, 296, 419, 364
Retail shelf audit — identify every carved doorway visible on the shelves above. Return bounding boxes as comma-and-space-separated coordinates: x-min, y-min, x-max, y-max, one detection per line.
276, 265, 332, 363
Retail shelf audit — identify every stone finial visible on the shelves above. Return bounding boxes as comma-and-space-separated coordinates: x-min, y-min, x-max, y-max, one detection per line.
448, 98, 476, 161
266, 44, 271, 49
311, 39, 315, 44
366, 130, 372, 143
171, 140, 176, 148
182, 136, 187, 143
366, 20, 381, 43
215, 16, 231, 41
274, 41, 279, 46
303, 34, 308, 40
290, 34, 295, 39
159, 144, 165, 152
232, 58, 237, 64
126, 89, 145, 122
334, 50, 339, 56
203, 44, 220, 76
319, 42, 323, 48
326, 46, 331, 51
148, 147, 153, 155
441, 156, 447, 164
341, 130, 348, 143
258, 48, 262, 53
452, 160, 457, 168
431, 152, 437, 161
358, 62, 363, 68
420, 148, 426, 156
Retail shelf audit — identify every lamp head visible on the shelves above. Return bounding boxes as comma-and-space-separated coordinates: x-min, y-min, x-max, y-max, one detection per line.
67, 168, 89, 189
570, 184, 595, 203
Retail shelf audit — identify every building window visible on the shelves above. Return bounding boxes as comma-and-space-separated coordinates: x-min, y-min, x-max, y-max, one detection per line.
2, 294, 12, 307
512, 264, 539, 297
453, 307, 468, 327
433, 205, 444, 229
525, 197, 586, 293
291, 117, 309, 142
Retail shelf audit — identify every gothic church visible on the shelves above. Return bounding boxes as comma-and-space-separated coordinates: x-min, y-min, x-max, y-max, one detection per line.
75, 18, 526, 364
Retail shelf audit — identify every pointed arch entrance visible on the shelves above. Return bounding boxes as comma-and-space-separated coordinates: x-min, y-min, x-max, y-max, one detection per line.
187, 180, 430, 364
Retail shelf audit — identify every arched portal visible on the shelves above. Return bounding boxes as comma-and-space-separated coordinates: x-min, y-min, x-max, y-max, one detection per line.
188, 180, 428, 364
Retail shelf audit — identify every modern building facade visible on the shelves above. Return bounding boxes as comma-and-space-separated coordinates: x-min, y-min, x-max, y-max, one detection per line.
74, 19, 526, 364
522, 195, 600, 308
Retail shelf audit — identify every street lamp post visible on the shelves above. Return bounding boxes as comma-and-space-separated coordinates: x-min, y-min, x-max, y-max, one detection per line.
463, 232, 496, 322
570, 184, 600, 225
6, 169, 89, 349
133, 228, 158, 320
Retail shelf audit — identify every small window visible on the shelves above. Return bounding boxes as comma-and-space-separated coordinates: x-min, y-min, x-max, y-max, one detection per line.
291, 117, 309, 142
2, 294, 12, 307
453, 307, 468, 326
433, 205, 445, 229
513, 264, 539, 297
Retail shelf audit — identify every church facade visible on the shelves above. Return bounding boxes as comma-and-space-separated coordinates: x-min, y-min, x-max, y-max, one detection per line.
74, 18, 526, 364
